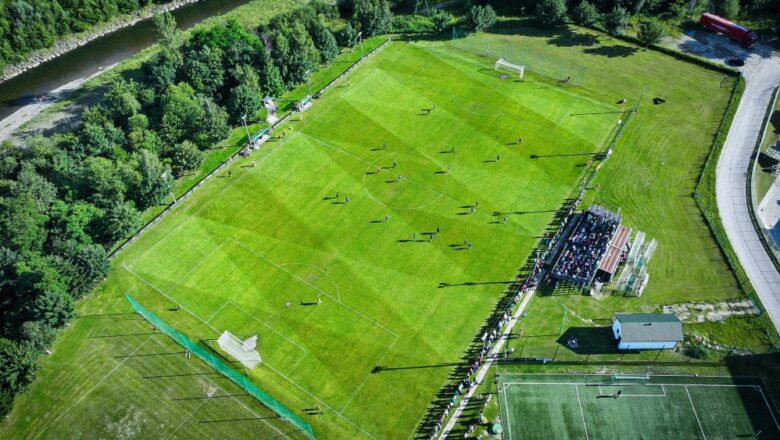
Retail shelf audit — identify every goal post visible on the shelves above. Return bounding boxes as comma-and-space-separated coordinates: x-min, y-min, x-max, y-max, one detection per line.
495, 58, 525, 79
217, 330, 262, 369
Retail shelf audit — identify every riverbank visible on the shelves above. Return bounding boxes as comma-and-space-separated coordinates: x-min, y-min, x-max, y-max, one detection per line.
0, 0, 199, 83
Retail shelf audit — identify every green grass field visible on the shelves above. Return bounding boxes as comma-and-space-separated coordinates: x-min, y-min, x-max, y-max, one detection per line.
498, 373, 780, 439
0, 25, 767, 440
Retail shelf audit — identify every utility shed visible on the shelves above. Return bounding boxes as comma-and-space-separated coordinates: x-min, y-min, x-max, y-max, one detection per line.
612, 313, 683, 350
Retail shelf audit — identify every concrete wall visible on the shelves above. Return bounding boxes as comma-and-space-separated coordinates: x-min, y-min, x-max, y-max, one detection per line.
617, 340, 678, 350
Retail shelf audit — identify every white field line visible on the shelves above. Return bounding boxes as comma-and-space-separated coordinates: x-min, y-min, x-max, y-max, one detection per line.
501, 382, 514, 440
166, 395, 209, 439
685, 385, 707, 440
438, 290, 536, 439
122, 262, 381, 440
205, 300, 231, 323
32, 336, 153, 440
278, 262, 343, 302
127, 169, 252, 268
165, 338, 290, 439
597, 384, 667, 397
503, 382, 763, 388
339, 337, 399, 414
754, 386, 780, 433
224, 300, 309, 354
232, 240, 399, 338
500, 373, 738, 379
575, 384, 590, 440
162, 239, 228, 294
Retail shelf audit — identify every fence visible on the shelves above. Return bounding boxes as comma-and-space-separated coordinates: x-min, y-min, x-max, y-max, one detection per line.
110, 38, 393, 259
125, 293, 315, 439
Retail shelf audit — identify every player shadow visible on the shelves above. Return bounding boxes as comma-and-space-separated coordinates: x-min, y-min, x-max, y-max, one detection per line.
299, 300, 319, 306
438, 280, 513, 288
530, 152, 597, 159
90, 331, 157, 338
143, 372, 220, 379
199, 415, 283, 423
371, 362, 460, 373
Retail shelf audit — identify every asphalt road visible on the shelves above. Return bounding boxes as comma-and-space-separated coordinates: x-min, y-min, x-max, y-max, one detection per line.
716, 48, 780, 331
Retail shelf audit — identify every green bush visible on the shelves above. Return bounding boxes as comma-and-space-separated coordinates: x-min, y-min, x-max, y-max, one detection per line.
466, 5, 498, 32
390, 14, 434, 33
571, 1, 601, 27
535, 0, 568, 27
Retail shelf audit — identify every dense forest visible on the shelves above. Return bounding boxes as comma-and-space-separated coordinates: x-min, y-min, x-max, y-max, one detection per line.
0, 0, 396, 415
0, 0, 163, 71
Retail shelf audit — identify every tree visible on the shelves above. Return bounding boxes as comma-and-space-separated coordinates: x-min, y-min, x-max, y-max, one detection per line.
145, 48, 182, 93
104, 78, 141, 123
20, 321, 56, 353
13, 165, 57, 214
197, 99, 230, 148
50, 240, 109, 297
0, 195, 48, 254
159, 83, 205, 145
312, 22, 339, 64
227, 84, 264, 122
179, 45, 225, 99
0, 339, 39, 395
431, 10, 452, 33
260, 52, 286, 98
637, 20, 665, 47
171, 140, 205, 178
466, 5, 497, 32
535, 0, 568, 27
604, 6, 630, 36
338, 21, 358, 47
356, 0, 393, 36
31, 290, 74, 328
571, 1, 600, 26
152, 12, 178, 50
717, 0, 740, 18
133, 150, 173, 208
270, 24, 320, 85
95, 200, 141, 245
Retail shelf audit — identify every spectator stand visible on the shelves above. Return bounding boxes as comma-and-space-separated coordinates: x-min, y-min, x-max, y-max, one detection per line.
551, 205, 622, 290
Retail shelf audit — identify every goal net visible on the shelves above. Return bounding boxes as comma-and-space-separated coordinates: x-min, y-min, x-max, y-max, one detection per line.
495, 58, 525, 78
217, 330, 262, 369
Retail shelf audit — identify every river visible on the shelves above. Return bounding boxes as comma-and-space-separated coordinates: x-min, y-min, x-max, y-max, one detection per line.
0, 0, 250, 122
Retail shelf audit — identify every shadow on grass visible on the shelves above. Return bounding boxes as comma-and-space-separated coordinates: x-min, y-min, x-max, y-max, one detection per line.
557, 327, 622, 355
583, 45, 638, 58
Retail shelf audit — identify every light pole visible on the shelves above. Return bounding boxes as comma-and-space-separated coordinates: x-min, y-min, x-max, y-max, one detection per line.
305, 70, 312, 97
355, 31, 363, 59
241, 114, 251, 145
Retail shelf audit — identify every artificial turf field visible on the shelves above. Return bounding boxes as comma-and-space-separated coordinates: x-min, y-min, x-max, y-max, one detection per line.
497, 373, 780, 439
0, 26, 751, 440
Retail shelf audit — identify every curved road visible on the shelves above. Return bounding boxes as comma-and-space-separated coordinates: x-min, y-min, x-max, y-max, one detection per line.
716, 48, 780, 331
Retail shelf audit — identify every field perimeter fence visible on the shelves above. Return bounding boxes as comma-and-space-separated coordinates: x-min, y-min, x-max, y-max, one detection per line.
109, 38, 392, 259
125, 293, 315, 439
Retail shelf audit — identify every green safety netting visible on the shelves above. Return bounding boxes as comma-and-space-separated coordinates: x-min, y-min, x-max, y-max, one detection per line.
125, 293, 315, 439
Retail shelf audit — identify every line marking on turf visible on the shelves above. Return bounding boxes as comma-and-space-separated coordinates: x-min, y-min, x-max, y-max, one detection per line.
163, 239, 228, 294
278, 262, 343, 302
755, 385, 780, 432
685, 386, 707, 440
205, 300, 231, 323
232, 240, 399, 338
575, 384, 590, 440
339, 337, 399, 414
501, 381, 514, 440
159, 338, 291, 439
122, 262, 383, 440
597, 384, 667, 397
32, 336, 154, 440
166, 398, 209, 439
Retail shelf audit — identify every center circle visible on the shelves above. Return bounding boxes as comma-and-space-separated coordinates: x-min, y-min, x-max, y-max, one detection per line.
362, 151, 449, 210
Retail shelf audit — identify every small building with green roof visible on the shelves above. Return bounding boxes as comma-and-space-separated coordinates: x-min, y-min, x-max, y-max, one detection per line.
612, 313, 683, 350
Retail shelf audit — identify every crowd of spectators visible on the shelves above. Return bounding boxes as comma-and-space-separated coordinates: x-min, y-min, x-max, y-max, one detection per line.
552, 205, 620, 285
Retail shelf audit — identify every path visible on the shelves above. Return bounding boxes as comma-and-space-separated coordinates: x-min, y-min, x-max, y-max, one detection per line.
0, 63, 115, 143
438, 289, 536, 439
664, 30, 780, 331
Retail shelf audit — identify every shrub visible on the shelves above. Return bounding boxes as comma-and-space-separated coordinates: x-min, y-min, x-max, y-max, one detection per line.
571, 1, 600, 27
535, 0, 568, 27
466, 5, 497, 32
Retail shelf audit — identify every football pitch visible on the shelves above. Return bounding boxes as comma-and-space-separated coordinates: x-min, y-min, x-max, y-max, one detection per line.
497, 373, 780, 439
0, 27, 744, 440
111, 39, 618, 439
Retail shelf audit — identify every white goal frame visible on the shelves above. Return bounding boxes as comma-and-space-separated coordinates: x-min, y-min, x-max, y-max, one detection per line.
495, 58, 525, 79
217, 330, 262, 369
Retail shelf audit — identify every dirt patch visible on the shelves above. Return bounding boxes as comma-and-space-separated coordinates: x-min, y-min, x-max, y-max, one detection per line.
664, 298, 760, 323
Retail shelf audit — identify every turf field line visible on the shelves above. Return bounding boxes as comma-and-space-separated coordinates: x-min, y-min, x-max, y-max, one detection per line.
502, 382, 768, 388
32, 336, 154, 440
232, 240, 399, 338
127, 169, 253, 268
222, 300, 310, 358
128, 242, 390, 440
339, 336, 399, 414
258, 359, 380, 440
575, 384, 590, 440
685, 385, 707, 439
754, 386, 780, 432
164, 239, 229, 295
279, 262, 343, 302
166, 396, 209, 439
597, 384, 667, 397
205, 301, 231, 323
501, 381, 514, 440
165, 338, 292, 440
